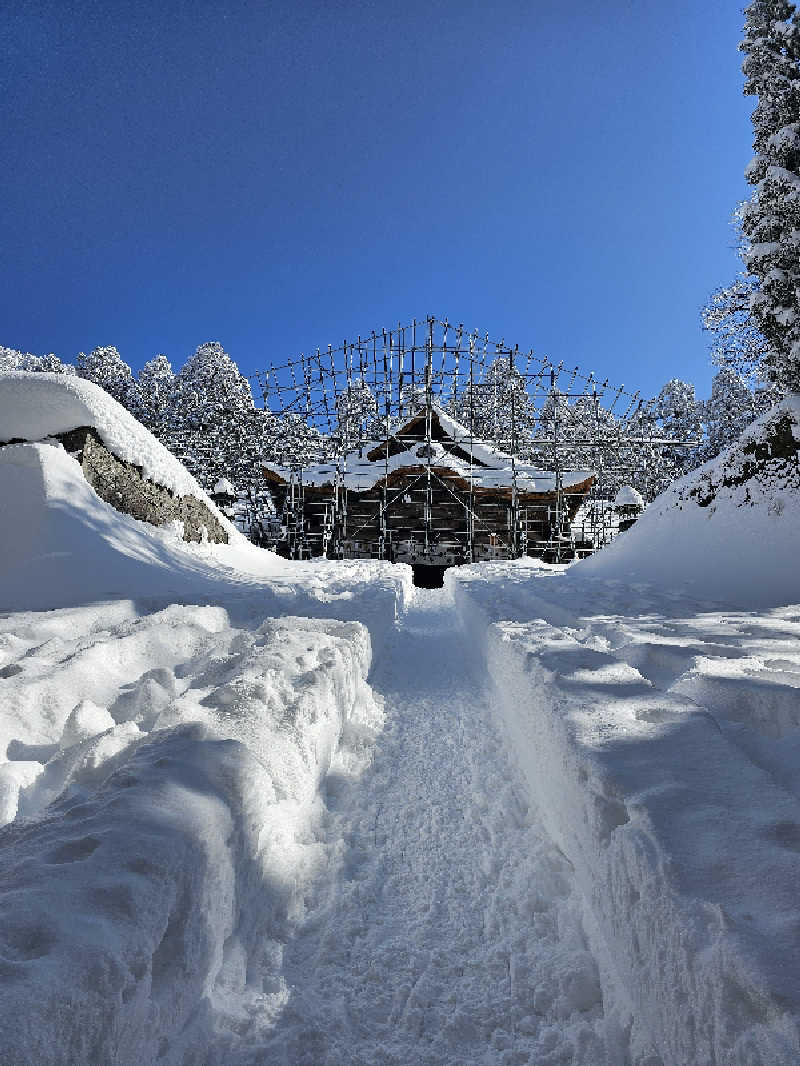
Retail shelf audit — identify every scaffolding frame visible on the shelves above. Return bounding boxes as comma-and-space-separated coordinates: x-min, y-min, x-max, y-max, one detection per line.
251, 316, 696, 564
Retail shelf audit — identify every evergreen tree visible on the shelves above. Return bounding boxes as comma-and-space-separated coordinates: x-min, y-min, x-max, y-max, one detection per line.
704, 367, 758, 458
76, 346, 134, 406
646, 380, 704, 492
170, 341, 254, 429
740, 0, 800, 391
448, 356, 535, 451
335, 379, 378, 450
134, 354, 175, 432
702, 272, 773, 386
0, 346, 73, 374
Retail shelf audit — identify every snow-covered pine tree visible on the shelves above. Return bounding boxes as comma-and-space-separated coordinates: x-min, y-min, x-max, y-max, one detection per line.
618, 399, 664, 501
702, 272, 774, 385
335, 379, 378, 451
0, 345, 73, 374
133, 354, 175, 433
655, 379, 704, 447
165, 341, 257, 490
704, 366, 759, 458
76, 346, 134, 407
646, 379, 704, 493
449, 355, 535, 452
170, 341, 254, 431
740, 0, 800, 392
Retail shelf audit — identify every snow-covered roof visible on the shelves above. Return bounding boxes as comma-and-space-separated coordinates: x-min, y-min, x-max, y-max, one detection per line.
265, 406, 594, 494
0, 372, 218, 505
613, 485, 644, 508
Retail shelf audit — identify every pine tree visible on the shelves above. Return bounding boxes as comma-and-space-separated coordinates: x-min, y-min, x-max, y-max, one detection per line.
0, 346, 73, 374
76, 346, 134, 406
647, 379, 704, 492
335, 379, 378, 450
170, 341, 254, 430
740, 0, 800, 391
134, 354, 175, 432
448, 355, 535, 451
704, 367, 759, 458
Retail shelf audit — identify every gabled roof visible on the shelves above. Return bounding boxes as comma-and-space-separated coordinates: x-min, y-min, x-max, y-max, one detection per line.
264, 404, 594, 494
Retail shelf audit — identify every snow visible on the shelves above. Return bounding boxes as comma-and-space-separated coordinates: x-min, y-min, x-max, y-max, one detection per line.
578, 395, 800, 609
447, 561, 800, 1064
264, 405, 594, 493
2, 380, 800, 1063
613, 484, 644, 508
0, 371, 221, 505
0, 441, 411, 651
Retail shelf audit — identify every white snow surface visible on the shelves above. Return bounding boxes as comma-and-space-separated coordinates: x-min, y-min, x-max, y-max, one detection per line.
447, 555, 800, 1065
0, 371, 222, 506
579, 396, 800, 609
2, 393, 800, 1064
613, 484, 644, 508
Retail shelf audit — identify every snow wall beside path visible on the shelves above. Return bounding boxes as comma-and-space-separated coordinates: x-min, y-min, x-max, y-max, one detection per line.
0, 609, 383, 1066
0, 441, 412, 656
448, 569, 800, 1066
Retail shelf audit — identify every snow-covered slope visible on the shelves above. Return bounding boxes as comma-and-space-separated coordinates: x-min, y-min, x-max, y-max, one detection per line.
0, 441, 280, 610
0, 440, 411, 647
0, 371, 219, 503
0, 607, 383, 1066
577, 396, 800, 608
448, 551, 800, 1065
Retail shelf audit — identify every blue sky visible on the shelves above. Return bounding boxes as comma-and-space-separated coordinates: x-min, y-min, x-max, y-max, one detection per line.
2, 0, 752, 400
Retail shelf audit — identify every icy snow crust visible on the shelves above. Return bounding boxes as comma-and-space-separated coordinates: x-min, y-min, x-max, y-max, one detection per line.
2, 386, 800, 1063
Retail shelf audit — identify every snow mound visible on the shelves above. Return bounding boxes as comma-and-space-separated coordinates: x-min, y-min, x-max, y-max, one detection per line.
0, 605, 382, 1065
613, 484, 644, 508
578, 396, 800, 608
449, 566, 800, 1064
0, 371, 216, 504
0, 442, 276, 610
0, 441, 410, 654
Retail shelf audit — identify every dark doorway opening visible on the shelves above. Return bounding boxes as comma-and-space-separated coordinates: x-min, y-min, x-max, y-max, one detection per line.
412, 564, 448, 588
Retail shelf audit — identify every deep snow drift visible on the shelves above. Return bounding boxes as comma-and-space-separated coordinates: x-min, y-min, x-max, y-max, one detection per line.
579, 395, 800, 608
2, 378, 800, 1065
0, 371, 217, 502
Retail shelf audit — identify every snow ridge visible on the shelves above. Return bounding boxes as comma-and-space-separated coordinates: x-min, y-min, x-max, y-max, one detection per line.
450, 563, 800, 1065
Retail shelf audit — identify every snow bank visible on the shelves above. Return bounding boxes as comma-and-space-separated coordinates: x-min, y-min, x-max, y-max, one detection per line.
577, 396, 800, 609
449, 564, 800, 1064
0, 605, 383, 1065
486, 621, 800, 1066
0, 441, 411, 652
0, 371, 220, 504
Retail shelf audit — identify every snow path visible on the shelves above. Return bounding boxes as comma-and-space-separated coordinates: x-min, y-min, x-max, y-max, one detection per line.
225, 588, 612, 1066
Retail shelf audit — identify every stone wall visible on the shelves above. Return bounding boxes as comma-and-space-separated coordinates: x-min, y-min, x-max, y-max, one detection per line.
58, 427, 228, 544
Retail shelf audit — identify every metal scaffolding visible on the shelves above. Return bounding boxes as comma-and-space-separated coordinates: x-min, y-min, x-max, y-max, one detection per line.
250, 316, 696, 565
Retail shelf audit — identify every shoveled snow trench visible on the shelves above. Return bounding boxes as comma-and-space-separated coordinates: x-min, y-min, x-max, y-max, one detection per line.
234, 589, 612, 1065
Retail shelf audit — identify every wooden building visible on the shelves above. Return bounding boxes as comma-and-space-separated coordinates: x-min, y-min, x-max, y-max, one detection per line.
263, 408, 595, 579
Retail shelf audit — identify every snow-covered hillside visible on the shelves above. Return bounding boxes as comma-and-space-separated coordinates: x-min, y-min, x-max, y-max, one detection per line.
1, 378, 800, 1064
578, 395, 800, 608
